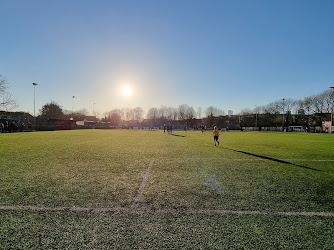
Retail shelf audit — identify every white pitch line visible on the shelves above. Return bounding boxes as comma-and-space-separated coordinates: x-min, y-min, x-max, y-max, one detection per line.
132, 158, 155, 209
0, 205, 333, 217
0, 206, 130, 213
152, 157, 334, 162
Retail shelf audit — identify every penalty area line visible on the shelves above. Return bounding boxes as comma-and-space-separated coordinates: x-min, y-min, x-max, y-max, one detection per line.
0, 206, 333, 217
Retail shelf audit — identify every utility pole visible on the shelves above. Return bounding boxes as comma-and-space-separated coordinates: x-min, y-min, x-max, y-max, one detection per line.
255, 105, 258, 130
72, 96, 75, 114
282, 98, 285, 132
330, 87, 334, 133
32, 83, 38, 126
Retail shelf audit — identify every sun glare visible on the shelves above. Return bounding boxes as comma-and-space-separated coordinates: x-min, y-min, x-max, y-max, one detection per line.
122, 86, 132, 96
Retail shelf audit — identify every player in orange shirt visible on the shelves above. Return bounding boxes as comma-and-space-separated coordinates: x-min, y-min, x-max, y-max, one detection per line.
213, 126, 220, 146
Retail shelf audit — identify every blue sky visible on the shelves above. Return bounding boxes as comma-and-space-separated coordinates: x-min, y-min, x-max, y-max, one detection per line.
1, 0, 333, 116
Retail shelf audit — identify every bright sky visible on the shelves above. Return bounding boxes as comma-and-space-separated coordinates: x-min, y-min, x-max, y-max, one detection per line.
1, 0, 333, 117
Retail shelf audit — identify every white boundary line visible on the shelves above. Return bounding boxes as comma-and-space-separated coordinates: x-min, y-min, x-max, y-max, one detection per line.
132, 158, 154, 209
0, 205, 333, 217
152, 157, 334, 162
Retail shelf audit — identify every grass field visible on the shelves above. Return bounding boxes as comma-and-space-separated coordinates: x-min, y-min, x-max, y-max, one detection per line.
0, 129, 333, 249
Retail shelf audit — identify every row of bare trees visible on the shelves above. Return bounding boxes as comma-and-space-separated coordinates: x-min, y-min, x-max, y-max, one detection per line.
241, 89, 334, 115
102, 105, 226, 126
102, 107, 144, 126
101, 90, 333, 128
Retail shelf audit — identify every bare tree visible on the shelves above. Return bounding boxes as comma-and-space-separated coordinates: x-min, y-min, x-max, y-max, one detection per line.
316, 92, 328, 113
282, 98, 294, 113
133, 107, 144, 121
165, 106, 174, 120
178, 104, 188, 121
171, 107, 178, 120
156, 106, 165, 119
254, 105, 262, 114
78, 108, 89, 116
303, 96, 314, 115
262, 102, 275, 114
105, 109, 122, 126
295, 99, 306, 114
205, 106, 224, 117
187, 106, 195, 120
239, 108, 252, 115
146, 107, 158, 120
123, 107, 134, 121
0, 74, 17, 111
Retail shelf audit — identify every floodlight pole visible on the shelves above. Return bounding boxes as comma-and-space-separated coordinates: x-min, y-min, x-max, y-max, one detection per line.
330, 87, 334, 133
72, 96, 75, 115
32, 83, 38, 126
282, 98, 285, 132
255, 105, 258, 130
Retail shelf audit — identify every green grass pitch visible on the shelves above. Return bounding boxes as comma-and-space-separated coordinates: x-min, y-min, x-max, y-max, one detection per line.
0, 130, 333, 248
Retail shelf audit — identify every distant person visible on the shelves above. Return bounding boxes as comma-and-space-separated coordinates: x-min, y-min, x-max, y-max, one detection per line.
184, 124, 187, 132
213, 126, 220, 146
4, 121, 9, 132
201, 125, 205, 133
0, 123, 3, 133
163, 124, 166, 133
167, 122, 172, 134
20, 122, 24, 132
10, 122, 18, 133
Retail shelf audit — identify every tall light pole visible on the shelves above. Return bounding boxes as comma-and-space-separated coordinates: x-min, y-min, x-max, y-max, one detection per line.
330, 87, 334, 133
282, 98, 285, 132
32, 83, 38, 126
72, 96, 75, 114
255, 105, 258, 130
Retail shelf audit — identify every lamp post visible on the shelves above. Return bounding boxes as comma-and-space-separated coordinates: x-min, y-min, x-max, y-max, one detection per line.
330, 87, 334, 133
255, 105, 258, 130
72, 96, 75, 114
282, 98, 285, 132
32, 83, 38, 126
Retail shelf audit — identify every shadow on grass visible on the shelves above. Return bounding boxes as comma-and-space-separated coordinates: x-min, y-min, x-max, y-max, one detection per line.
170, 134, 186, 138
222, 147, 321, 172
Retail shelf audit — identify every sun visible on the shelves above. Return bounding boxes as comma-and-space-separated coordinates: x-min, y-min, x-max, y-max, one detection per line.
121, 86, 132, 96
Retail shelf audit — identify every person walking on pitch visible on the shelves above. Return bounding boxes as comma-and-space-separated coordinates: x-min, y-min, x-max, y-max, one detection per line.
213, 126, 220, 146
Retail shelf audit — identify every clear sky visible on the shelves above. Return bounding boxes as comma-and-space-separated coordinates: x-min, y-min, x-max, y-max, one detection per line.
1, 0, 333, 117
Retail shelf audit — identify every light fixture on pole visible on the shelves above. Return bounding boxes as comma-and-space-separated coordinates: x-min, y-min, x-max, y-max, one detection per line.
32, 83, 38, 126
